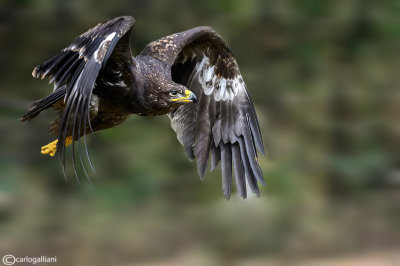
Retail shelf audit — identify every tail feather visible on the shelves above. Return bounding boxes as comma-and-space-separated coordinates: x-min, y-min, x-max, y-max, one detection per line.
20, 86, 66, 122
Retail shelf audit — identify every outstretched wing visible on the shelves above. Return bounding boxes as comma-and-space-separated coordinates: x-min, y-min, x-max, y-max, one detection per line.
25, 16, 136, 175
142, 27, 265, 199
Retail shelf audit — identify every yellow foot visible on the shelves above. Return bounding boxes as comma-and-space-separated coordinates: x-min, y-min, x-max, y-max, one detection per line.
41, 136, 73, 157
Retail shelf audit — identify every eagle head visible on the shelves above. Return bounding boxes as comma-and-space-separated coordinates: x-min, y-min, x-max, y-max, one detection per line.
143, 79, 197, 115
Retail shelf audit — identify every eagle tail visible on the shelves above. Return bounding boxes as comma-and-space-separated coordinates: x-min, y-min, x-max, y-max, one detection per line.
20, 86, 66, 122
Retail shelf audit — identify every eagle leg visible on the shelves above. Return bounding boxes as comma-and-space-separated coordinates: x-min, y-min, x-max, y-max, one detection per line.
41, 136, 73, 157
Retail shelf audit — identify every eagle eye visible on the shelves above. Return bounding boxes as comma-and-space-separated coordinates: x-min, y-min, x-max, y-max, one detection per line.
169, 91, 178, 96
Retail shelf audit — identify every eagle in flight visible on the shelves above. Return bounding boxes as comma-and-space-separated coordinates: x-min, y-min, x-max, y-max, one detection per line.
21, 16, 265, 199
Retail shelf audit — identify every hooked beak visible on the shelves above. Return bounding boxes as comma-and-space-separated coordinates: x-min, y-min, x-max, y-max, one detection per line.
172, 89, 197, 104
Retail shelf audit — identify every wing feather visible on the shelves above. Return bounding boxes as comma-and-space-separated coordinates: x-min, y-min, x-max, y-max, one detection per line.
22, 16, 136, 176
210, 143, 221, 171
238, 137, 260, 196
158, 27, 265, 198
232, 143, 246, 198
193, 94, 212, 179
221, 143, 232, 199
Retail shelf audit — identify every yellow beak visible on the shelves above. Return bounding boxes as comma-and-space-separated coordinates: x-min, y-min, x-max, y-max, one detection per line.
172, 89, 197, 103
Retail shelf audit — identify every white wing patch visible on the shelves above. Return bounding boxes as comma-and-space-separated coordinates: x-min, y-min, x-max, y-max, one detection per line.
94, 32, 117, 63
196, 56, 244, 102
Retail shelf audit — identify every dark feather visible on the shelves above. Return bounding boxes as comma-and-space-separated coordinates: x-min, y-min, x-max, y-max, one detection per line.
238, 137, 260, 196
23, 16, 136, 178
154, 26, 265, 198
245, 91, 265, 155
221, 143, 232, 199
232, 143, 246, 198
20, 86, 66, 122
193, 93, 211, 179
210, 142, 221, 171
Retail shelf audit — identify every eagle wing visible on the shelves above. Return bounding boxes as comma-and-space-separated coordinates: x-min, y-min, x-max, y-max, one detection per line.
22, 16, 136, 174
142, 27, 265, 199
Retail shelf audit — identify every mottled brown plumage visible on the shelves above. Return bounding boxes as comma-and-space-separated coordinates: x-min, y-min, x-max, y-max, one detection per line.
21, 16, 265, 199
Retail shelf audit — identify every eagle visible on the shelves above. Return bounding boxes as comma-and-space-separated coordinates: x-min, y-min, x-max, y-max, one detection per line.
21, 16, 265, 199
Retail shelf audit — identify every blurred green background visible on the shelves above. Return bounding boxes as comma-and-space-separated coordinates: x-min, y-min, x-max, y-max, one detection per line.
0, 0, 399, 265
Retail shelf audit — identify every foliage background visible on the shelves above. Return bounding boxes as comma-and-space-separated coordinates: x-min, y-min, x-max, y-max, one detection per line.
0, 0, 399, 265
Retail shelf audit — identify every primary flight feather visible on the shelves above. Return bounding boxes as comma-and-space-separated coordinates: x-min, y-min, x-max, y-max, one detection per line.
21, 16, 265, 199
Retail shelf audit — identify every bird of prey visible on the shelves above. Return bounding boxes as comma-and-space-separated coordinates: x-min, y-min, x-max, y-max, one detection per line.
21, 16, 265, 199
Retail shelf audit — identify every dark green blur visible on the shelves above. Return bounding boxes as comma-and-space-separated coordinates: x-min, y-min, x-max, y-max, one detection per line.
0, 0, 399, 265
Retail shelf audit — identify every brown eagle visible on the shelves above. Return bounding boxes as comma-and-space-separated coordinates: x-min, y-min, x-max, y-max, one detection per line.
21, 16, 265, 199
